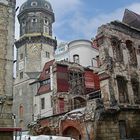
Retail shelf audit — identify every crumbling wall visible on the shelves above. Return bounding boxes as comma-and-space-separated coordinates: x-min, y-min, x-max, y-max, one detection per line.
97, 21, 140, 107
96, 20, 140, 139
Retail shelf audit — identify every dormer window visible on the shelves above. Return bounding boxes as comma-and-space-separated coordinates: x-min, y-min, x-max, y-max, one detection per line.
44, 18, 49, 25
31, 18, 37, 23
31, 2, 37, 6
45, 3, 49, 9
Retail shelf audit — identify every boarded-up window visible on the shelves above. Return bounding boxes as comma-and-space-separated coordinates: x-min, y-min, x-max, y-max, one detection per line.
57, 65, 69, 92
85, 70, 100, 93
117, 76, 129, 103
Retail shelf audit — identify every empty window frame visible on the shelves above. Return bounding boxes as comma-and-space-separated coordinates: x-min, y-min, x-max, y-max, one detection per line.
111, 37, 123, 62
116, 76, 129, 103
131, 78, 140, 104
126, 40, 137, 66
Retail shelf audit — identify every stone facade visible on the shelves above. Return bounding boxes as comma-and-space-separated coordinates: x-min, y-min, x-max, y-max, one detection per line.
13, 0, 57, 130
0, 0, 16, 139
95, 18, 140, 139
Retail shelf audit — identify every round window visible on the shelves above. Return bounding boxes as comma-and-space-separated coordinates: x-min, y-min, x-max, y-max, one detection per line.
31, 2, 37, 6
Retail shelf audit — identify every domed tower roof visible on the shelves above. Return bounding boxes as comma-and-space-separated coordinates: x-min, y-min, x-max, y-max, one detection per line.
18, 0, 55, 36
18, 0, 54, 21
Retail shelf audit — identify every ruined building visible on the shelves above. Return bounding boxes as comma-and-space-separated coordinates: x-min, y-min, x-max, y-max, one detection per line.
0, 0, 19, 139
94, 9, 140, 139
28, 60, 100, 139
13, 0, 57, 130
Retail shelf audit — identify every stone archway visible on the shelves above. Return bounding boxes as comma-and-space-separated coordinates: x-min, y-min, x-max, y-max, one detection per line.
63, 126, 82, 140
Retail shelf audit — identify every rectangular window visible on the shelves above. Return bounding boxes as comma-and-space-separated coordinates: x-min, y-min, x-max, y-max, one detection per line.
20, 72, 23, 79
119, 120, 127, 139
131, 78, 140, 104
117, 76, 129, 103
50, 96, 53, 107
41, 98, 45, 110
46, 52, 50, 58
137, 45, 140, 55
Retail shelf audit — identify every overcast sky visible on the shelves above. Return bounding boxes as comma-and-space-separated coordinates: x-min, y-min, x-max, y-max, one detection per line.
15, 0, 140, 42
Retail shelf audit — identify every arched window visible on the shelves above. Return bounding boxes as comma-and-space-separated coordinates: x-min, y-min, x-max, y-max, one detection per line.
126, 40, 137, 66
73, 54, 79, 64
19, 120, 24, 128
19, 105, 24, 119
31, 2, 37, 6
111, 37, 123, 62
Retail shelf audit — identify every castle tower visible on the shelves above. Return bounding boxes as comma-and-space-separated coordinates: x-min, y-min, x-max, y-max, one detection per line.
13, 0, 57, 130
0, 0, 16, 139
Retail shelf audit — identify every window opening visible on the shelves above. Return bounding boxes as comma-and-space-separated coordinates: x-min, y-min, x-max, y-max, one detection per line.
126, 40, 137, 66
41, 98, 45, 110
31, 2, 37, 6
131, 78, 140, 104
117, 76, 129, 103
20, 72, 23, 79
73, 54, 79, 64
119, 120, 127, 139
111, 37, 123, 62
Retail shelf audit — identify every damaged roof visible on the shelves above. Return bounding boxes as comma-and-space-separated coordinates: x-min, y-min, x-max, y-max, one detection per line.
122, 9, 140, 30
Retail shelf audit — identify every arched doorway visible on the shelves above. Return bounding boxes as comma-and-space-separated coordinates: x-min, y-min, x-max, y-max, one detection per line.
63, 126, 82, 140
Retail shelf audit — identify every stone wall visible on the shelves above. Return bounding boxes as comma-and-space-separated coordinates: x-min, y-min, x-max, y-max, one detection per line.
0, 0, 16, 139
95, 110, 140, 140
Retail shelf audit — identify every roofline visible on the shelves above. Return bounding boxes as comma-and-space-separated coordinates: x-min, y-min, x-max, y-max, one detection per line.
18, 8, 55, 23
68, 39, 92, 46
111, 20, 140, 33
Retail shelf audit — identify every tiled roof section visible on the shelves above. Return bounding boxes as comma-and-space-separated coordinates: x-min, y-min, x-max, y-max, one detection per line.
122, 9, 140, 30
